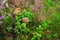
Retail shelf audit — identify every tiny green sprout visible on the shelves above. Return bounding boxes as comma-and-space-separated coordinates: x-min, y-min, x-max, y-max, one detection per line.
53, 33, 57, 37
6, 27, 12, 32
14, 28, 20, 35
31, 36, 36, 40
39, 25, 41, 28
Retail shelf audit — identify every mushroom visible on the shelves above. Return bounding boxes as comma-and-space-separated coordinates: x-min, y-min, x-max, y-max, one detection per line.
22, 17, 29, 23
13, 7, 21, 15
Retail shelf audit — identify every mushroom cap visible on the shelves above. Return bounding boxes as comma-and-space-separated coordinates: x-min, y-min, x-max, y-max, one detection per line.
22, 17, 29, 23
13, 7, 21, 15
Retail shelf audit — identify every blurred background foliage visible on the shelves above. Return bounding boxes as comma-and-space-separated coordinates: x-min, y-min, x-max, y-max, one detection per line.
0, 0, 60, 40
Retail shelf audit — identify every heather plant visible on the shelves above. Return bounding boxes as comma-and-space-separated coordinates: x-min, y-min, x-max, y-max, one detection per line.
30, 0, 44, 14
